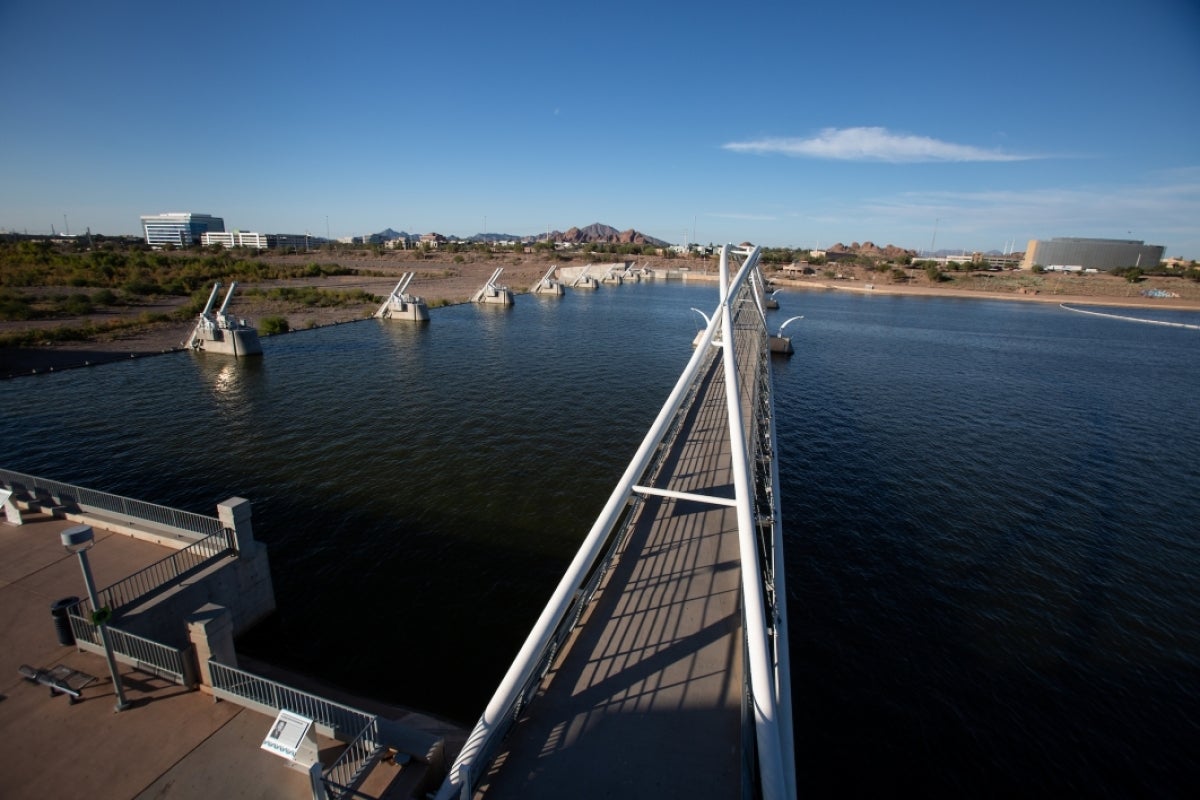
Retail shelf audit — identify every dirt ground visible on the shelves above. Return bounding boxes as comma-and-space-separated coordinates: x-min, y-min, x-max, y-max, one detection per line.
2, 253, 1197, 379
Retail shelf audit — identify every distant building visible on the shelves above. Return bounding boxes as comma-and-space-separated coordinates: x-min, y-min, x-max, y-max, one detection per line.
266, 233, 312, 250
1021, 237, 1164, 271
203, 231, 268, 249
201, 231, 313, 250
141, 212, 224, 248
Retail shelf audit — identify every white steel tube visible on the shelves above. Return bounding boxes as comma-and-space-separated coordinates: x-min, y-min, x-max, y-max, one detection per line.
397, 271, 414, 295
217, 281, 238, 315
200, 282, 222, 316
631, 484, 739, 507
719, 245, 788, 799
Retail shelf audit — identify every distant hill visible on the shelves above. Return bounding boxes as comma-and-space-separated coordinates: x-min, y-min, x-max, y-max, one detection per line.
826, 241, 918, 260
539, 223, 670, 248
371, 222, 669, 247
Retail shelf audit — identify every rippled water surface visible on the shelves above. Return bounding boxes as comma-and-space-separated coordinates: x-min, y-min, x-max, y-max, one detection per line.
2, 285, 1197, 795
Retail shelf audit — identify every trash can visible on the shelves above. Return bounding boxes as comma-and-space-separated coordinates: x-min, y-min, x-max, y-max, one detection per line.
51, 596, 79, 646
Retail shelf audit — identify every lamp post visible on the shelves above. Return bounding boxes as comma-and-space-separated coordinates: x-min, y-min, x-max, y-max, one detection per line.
60, 525, 130, 712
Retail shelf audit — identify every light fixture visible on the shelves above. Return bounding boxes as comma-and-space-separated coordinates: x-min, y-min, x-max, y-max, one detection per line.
60, 525, 129, 712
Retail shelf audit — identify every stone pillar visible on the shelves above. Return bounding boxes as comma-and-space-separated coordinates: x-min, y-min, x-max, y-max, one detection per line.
187, 603, 237, 694
217, 496, 255, 552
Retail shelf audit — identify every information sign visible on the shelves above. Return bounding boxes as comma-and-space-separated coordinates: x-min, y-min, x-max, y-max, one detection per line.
261, 709, 314, 761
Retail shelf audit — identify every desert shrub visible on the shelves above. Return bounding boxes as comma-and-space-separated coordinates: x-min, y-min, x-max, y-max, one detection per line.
259, 316, 289, 335
63, 293, 94, 315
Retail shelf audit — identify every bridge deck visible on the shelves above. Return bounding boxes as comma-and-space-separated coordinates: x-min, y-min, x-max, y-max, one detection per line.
476, 352, 745, 798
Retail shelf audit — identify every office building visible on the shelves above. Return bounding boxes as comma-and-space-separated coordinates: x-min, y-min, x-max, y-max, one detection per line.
141, 213, 225, 248
201, 231, 313, 250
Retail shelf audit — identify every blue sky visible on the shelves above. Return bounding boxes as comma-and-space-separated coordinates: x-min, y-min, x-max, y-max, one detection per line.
2, 0, 1198, 257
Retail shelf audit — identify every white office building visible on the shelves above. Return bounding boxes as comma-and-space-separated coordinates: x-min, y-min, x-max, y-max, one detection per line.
141, 213, 225, 248
202, 231, 269, 249
201, 231, 313, 250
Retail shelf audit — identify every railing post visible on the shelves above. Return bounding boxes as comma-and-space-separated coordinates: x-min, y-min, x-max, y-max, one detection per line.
308, 762, 329, 800
217, 496, 254, 554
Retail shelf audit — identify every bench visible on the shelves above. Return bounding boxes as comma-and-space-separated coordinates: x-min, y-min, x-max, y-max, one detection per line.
18, 664, 94, 703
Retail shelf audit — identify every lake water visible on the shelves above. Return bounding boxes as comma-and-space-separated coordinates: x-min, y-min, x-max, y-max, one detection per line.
2, 282, 1197, 795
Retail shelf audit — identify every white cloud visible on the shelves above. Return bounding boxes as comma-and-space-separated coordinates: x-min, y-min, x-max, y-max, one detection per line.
849, 177, 1200, 254
723, 127, 1038, 163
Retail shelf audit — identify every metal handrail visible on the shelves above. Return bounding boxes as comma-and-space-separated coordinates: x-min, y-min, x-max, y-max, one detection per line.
719, 245, 790, 799
208, 660, 375, 742
73, 530, 234, 617
0, 467, 221, 539
67, 613, 195, 686
323, 717, 383, 799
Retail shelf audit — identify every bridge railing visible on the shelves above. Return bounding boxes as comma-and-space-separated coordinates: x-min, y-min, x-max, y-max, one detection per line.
718, 246, 794, 799
0, 467, 222, 540
437, 244, 795, 800
69, 529, 235, 620
323, 717, 384, 799
67, 613, 197, 687
207, 660, 384, 798
208, 660, 374, 741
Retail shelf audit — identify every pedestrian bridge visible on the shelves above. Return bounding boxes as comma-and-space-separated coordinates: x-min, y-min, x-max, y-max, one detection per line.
437, 245, 795, 799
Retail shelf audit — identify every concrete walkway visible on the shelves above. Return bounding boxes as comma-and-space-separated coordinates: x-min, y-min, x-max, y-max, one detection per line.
0, 508, 478, 800
0, 512, 319, 800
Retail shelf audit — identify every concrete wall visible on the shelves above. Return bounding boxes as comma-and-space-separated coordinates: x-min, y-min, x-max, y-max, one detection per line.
116, 542, 276, 647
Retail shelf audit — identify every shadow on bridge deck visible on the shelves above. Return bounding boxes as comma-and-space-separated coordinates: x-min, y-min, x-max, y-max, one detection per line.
476, 355, 745, 799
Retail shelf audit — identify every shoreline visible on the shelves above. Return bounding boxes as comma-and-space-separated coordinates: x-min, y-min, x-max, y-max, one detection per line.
4, 270, 1198, 378
777, 277, 1200, 312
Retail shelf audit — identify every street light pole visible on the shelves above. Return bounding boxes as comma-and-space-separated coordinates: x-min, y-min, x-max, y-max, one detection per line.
61, 525, 130, 712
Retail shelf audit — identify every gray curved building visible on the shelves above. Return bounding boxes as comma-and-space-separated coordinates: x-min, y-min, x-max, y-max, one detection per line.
1021, 237, 1163, 271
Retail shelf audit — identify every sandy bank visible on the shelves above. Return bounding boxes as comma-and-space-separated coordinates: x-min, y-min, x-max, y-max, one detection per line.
778, 278, 1200, 312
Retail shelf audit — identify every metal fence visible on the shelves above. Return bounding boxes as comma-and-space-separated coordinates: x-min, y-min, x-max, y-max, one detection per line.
67, 613, 196, 686
323, 717, 384, 799
208, 660, 385, 798
78, 529, 235, 616
208, 660, 375, 742
0, 467, 222, 539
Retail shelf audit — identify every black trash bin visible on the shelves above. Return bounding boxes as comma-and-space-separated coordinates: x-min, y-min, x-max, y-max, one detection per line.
51, 596, 79, 646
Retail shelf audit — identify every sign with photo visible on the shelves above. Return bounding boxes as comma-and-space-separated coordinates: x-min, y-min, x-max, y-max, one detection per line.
260, 709, 314, 761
